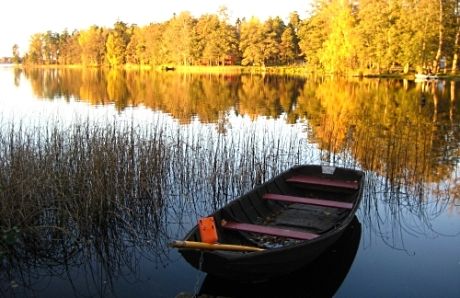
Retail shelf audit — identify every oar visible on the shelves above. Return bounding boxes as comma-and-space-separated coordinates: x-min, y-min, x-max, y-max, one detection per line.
170, 240, 264, 252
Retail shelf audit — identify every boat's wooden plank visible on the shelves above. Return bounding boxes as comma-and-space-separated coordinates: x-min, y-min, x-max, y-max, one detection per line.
261, 181, 287, 209
222, 221, 319, 240
263, 193, 353, 209
286, 175, 359, 190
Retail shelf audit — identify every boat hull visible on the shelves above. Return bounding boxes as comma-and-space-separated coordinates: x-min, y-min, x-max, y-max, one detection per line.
199, 217, 361, 295
177, 164, 365, 280
180, 226, 347, 280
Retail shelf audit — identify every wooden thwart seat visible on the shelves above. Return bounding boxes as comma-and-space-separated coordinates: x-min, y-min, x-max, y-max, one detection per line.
222, 221, 319, 240
263, 193, 353, 209
286, 175, 359, 190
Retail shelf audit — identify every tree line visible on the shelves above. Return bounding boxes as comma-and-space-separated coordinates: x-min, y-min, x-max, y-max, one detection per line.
19, 1, 460, 74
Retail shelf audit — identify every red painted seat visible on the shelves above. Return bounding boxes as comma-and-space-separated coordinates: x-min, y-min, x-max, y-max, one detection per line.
286, 175, 359, 190
222, 221, 319, 240
263, 193, 353, 209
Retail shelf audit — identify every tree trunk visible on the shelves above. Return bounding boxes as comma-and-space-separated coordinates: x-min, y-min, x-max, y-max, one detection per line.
403, 63, 410, 74
452, 1, 460, 74
421, 13, 429, 70
452, 29, 460, 73
433, 0, 444, 73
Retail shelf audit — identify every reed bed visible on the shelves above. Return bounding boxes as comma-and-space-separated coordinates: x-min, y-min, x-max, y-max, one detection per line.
0, 116, 313, 270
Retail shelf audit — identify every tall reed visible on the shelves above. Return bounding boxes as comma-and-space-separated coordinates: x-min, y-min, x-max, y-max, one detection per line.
0, 116, 313, 267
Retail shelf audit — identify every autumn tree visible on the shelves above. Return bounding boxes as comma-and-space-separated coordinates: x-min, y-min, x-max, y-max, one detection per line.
262, 17, 285, 65
79, 26, 107, 66
318, 0, 359, 74
27, 33, 44, 64
41, 31, 60, 64
355, 0, 393, 72
239, 17, 265, 66
106, 21, 131, 67
58, 29, 81, 65
215, 10, 239, 65
192, 12, 237, 65
126, 26, 147, 65
288, 11, 302, 61
21, 4, 460, 72
143, 23, 165, 65
162, 12, 195, 65
298, 2, 330, 70
280, 27, 297, 64
192, 14, 222, 65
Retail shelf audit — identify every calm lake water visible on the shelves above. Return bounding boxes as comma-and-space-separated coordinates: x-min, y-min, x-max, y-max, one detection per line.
0, 66, 459, 297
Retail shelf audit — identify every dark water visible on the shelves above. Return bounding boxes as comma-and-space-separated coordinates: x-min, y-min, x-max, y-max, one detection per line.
0, 67, 459, 297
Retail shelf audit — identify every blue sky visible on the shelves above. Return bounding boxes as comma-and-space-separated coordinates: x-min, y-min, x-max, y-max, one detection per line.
0, 0, 312, 57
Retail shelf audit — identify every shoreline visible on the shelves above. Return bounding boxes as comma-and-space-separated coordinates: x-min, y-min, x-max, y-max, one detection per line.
8, 63, 460, 79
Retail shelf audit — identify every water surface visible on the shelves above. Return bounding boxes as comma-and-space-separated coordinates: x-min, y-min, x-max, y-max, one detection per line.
0, 67, 459, 297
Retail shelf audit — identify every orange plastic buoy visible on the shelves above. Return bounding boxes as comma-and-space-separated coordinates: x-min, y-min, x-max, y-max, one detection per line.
198, 217, 218, 244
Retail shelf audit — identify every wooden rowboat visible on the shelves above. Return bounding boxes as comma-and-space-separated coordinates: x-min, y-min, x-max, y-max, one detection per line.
172, 164, 365, 280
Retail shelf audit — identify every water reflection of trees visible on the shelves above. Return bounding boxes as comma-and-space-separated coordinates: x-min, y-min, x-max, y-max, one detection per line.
21, 70, 460, 192
294, 78, 460, 183
23, 69, 306, 124
295, 78, 460, 249
19, 69, 460, 242
22, 71, 460, 166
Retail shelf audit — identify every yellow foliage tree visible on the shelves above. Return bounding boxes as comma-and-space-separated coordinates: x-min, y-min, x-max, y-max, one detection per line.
319, 0, 359, 74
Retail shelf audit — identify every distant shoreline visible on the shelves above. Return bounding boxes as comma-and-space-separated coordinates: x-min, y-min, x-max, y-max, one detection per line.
9, 63, 460, 80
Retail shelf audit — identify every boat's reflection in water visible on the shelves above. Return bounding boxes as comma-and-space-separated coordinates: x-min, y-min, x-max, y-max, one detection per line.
198, 216, 361, 297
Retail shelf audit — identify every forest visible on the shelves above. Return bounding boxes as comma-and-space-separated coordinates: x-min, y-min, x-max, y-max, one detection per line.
18, 0, 460, 74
